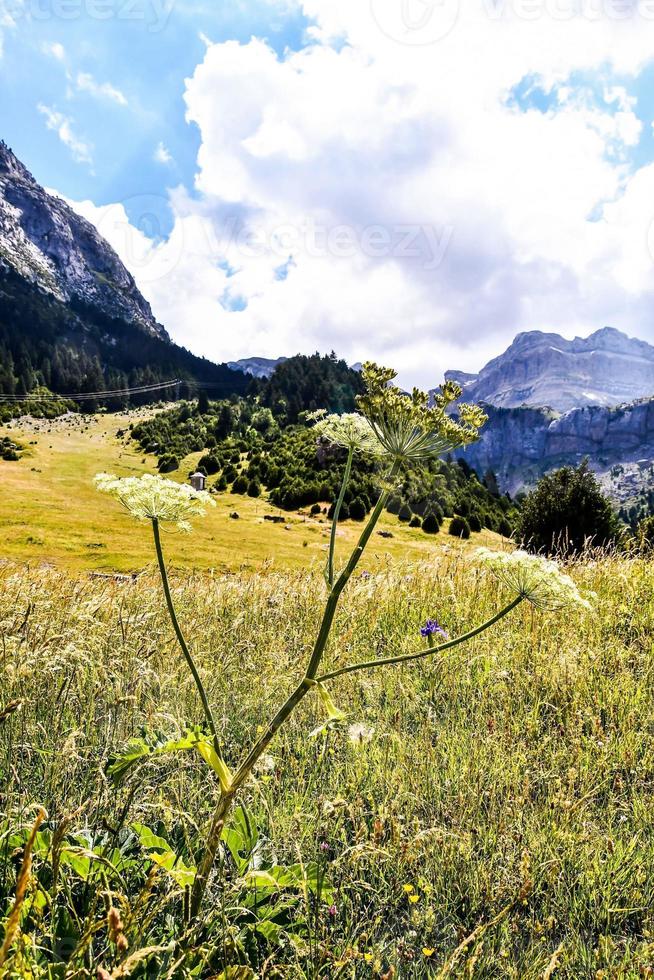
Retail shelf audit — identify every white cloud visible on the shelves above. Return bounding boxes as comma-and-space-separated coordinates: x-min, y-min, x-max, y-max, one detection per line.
154, 141, 172, 164
37, 104, 93, 165
75, 72, 127, 106
69, 4, 654, 385
42, 41, 65, 61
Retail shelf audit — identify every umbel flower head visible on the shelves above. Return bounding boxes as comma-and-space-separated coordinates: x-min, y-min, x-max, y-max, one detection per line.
94, 472, 215, 531
312, 411, 384, 455
356, 362, 487, 462
474, 547, 594, 610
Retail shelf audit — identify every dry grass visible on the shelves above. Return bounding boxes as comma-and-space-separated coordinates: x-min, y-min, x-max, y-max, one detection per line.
1, 550, 654, 976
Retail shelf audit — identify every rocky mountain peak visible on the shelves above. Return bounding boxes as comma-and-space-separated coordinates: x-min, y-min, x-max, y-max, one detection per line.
445, 327, 654, 411
0, 141, 168, 340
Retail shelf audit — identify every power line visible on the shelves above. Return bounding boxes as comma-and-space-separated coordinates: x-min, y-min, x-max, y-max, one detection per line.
0, 379, 182, 403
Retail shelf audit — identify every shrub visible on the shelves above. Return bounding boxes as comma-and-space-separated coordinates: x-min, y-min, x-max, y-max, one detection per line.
349, 497, 367, 521
247, 479, 261, 498
199, 454, 221, 475
223, 464, 238, 483
516, 461, 622, 556
468, 512, 482, 533
310, 503, 321, 515
409, 515, 421, 528
422, 513, 440, 534
158, 454, 179, 473
398, 503, 412, 523
386, 494, 402, 515
328, 501, 350, 521
498, 518, 512, 538
215, 474, 228, 491
449, 515, 471, 539
232, 475, 249, 494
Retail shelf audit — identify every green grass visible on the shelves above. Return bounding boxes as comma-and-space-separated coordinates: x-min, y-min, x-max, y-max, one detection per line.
1, 549, 654, 976
0, 409, 501, 573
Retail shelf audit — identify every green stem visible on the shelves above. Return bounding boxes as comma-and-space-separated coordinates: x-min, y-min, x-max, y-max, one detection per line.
315, 594, 524, 682
305, 460, 399, 680
325, 445, 353, 587
151, 519, 221, 753
190, 462, 399, 913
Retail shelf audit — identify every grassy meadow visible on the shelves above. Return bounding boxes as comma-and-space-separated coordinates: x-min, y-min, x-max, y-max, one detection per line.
0, 410, 499, 574
1, 409, 654, 977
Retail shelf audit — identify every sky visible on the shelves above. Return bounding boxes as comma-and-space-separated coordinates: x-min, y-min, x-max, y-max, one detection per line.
3, 0, 654, 386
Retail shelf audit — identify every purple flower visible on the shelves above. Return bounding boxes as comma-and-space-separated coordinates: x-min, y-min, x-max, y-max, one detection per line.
319, 841, 330, 852
420, 619, 448, 639
328, 904, 338, 917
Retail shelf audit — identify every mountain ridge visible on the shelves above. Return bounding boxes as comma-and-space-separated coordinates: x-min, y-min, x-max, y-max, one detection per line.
445, 326, 654, 411
0, 141, 247, 400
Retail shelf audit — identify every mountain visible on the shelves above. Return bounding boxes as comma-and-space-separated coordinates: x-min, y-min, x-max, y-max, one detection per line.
227, 356, 287, 379
454, 396, 654, 506
445, 327, 654, 411
0, 141, 247, 400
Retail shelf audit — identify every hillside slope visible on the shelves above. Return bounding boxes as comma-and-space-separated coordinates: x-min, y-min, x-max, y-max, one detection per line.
0, 140, 246, 399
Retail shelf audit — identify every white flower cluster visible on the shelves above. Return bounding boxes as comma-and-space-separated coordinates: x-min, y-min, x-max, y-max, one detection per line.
474, 547, 594, 610
313, 412, 383, 455
94, 472, 215, 531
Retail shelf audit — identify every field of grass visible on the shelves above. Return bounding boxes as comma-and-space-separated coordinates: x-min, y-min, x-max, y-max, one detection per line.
0, 409, 501, 574
2, 542, 654, 976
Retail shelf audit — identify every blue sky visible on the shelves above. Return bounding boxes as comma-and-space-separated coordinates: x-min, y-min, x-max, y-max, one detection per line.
3, 0, 654, 384
0, 0, 310, 233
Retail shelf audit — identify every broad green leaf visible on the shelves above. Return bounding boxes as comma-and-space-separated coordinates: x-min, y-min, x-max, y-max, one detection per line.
148, 850, 196, 889
132, 823, 171, 852
107, 730, 231, 787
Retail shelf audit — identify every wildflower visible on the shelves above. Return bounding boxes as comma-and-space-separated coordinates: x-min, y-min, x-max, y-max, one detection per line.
94, 472, 215, 531
328, 904, 338, 917
419, 619, 448, 640
403, 884, 414, 893
408, 893, 420, 904
356, 362, 487, 463
313, 411, 384, 455
319, 841, 330, 852
474, 548, 594, 610
422, 948, 435, 957
348, 722, 375, 744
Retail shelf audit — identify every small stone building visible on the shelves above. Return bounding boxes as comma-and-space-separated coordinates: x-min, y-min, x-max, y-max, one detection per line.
190, 471, 206, 491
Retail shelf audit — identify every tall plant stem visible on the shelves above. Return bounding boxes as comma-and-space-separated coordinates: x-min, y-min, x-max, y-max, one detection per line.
191, 462, 399, 914
152, 519, 221, 753
325, 445, 353, 586
315, 594, 524, 682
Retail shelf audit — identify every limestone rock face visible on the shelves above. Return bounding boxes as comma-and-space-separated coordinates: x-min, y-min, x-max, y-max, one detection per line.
456, 398, 654, 498
0, 140, 167, 340
445, 327, 654, 411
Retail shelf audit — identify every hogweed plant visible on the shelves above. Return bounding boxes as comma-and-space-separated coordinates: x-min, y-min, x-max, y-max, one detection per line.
94, 362, 592, 918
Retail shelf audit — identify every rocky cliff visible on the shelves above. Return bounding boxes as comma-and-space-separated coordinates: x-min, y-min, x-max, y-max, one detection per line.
0, 141, 167, 340
0, 141, 248, 399
456, 397, 654, 500
446, 327, 654, 411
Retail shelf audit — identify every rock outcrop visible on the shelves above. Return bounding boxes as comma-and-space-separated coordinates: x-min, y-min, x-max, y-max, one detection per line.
455, 397, 654, 498
0, 140, 167, 341
445, 327, 654, 411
